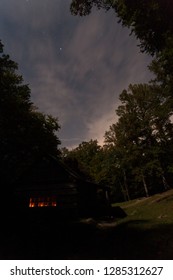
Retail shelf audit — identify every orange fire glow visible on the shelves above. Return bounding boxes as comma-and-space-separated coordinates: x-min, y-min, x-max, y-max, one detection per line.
29, 197, 57, 207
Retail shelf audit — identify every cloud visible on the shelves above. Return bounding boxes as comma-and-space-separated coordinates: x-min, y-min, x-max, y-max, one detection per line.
0, 0, 153, 149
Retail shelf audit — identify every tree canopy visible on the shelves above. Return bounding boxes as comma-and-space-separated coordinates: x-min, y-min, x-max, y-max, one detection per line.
61, 139, 102, 181
62, 83, 173, 201
0, 41, 61, 184
104, 83, 173, 197
70, 1, 173, 100
70, 0, 173, 55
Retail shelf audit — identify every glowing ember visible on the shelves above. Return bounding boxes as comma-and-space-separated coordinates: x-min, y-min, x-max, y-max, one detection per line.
29, 197, 57, 207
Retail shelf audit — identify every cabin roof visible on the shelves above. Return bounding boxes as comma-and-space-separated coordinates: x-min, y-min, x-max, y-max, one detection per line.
14, 155, 98, 193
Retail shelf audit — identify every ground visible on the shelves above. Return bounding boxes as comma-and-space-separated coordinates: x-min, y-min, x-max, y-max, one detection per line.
1, 189, 173, 259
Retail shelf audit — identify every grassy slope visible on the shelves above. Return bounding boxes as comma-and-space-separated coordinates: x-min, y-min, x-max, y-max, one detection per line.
115, 189, 173, 226
111, 189, 173, 259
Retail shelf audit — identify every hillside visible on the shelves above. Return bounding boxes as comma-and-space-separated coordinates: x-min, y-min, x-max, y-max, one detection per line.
115, 189, 173, 226
109, 189, 173, 259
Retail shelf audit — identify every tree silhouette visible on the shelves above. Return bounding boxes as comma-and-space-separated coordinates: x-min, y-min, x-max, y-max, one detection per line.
105, 84, 173, 197
0, 41, 61, 185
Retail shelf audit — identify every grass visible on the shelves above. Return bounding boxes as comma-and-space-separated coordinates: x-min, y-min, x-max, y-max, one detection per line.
114, 189, 173, 226
110, 189, 173, 259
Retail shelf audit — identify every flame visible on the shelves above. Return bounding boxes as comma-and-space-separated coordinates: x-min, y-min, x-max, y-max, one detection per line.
52, 202, 57, 207
29, 203, 35, 208
29, 197, 57, 207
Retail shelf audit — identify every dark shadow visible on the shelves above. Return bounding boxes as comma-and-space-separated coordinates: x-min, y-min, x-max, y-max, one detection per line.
1, 210, 173, 260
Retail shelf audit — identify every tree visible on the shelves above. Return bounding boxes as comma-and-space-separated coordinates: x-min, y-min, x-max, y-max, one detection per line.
70, 0, 173, 55
104, 83, 173, 197
0, 41, 61, 184
70, 0, 173, 94
149, 36, 173, 100
70, 0, 111, 16
62, 139, 101, 181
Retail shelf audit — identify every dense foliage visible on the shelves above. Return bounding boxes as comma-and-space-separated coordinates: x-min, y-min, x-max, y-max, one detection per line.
0, 41, 61, 185
70, 0, 173, 55
104, 84, 173, 198
62, 83, 173, 201
70, 1, 173, 94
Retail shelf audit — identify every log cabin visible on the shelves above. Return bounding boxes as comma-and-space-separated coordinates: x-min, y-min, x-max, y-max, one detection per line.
13, 155, 111, 219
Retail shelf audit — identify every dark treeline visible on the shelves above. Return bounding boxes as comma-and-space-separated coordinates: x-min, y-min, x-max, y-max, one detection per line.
60, 0, 173, 201
0, 41, 61, 188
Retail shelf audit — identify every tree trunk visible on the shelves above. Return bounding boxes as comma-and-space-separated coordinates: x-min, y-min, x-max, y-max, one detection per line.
119, 180, 128, 201
141, 173, 149, 197
123, 170, 130, 201
161, 174, 170, 190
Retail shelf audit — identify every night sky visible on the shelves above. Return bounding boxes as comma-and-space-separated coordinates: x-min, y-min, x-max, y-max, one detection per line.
0, 0, 152, 148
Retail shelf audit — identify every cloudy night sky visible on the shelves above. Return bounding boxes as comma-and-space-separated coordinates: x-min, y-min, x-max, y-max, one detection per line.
0, 0, 153, 149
